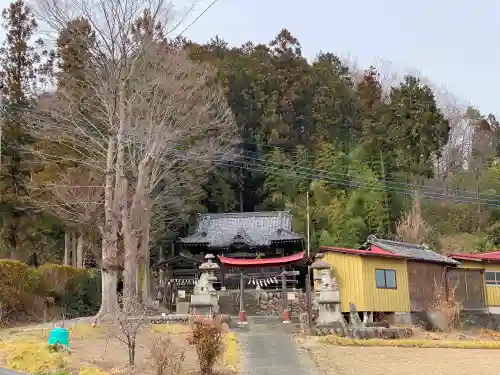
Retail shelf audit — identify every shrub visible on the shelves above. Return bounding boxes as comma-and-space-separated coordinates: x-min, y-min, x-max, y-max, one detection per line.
187, 316, 224, 375
0, 260, 101, 324
38, 263, 101, 318
149, 336, 186, 375
62, 268, 101, 318
0, 260, 42, 324
428, 280, 461, 332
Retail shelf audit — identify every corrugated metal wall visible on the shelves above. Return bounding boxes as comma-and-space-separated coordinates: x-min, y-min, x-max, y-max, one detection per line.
362, 257, 410, 312
323, 252, 410, 312
483, 264, 500, 306
323, 252, 365, 312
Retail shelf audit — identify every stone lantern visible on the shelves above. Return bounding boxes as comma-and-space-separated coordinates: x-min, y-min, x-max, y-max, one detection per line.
310, 253, 344, 329
191, 253, 220, 317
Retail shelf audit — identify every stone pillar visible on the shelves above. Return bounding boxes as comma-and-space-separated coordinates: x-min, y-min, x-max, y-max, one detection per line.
191, 254, 220, 318
310, 253, 345, 331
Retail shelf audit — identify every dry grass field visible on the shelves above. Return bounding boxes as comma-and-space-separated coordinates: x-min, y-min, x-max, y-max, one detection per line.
298, 336, 500, 375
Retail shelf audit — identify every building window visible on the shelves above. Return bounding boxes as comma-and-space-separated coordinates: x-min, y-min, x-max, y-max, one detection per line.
485, 271, 500, 286
375, 269, 397, 289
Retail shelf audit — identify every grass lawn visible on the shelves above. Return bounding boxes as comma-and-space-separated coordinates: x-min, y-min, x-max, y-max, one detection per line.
0, 323, 241, 375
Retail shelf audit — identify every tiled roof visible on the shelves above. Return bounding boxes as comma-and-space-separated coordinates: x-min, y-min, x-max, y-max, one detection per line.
179, 211, 304, 248
449, 251, 500, 263
364, 235, 459, 265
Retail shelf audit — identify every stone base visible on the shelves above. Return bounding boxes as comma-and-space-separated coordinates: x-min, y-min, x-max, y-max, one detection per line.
190, 304, 214, 318
315, 326, 413, 340
393, 312, 412, 325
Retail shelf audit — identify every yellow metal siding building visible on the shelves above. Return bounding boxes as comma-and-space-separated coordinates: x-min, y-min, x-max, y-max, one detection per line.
323, 251, 410, 313
362, 257, 410, 312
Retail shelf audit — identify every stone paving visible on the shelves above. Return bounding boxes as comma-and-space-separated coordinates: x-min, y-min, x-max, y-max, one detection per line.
236, 316, 321, 375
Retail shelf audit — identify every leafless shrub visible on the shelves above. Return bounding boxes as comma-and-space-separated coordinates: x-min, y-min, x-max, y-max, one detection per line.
187, 316, 224, 375
428, 278, 462, 332
149, 335, 186, 375
108, 298, 150, 365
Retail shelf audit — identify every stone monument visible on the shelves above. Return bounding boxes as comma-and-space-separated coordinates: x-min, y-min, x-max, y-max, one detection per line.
311, 253, 345, 332
191, 253, 220, 317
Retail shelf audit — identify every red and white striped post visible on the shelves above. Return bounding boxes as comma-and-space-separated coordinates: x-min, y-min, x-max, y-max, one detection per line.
282, 271, 291, 323
238, 272, 248, 325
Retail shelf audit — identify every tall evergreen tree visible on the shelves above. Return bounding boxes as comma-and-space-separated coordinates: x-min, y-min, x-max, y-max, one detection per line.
0, 0, 50, 259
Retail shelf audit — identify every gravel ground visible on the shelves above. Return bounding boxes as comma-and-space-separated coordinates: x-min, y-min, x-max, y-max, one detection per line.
300, 339, 500, 375
237, 317, 320, 375
0, 369, 27, 375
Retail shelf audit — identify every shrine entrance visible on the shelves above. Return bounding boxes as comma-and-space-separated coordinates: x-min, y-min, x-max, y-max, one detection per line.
218, 251, 305, 324
155, 252, 203, 313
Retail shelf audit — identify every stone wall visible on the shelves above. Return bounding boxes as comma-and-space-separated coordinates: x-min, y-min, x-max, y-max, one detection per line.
218, 289, 306, 316
411, 311, 500, 331
315, 326, 413, 339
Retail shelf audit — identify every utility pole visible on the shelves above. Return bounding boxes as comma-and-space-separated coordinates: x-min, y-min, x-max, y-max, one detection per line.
306, 191, 311, 258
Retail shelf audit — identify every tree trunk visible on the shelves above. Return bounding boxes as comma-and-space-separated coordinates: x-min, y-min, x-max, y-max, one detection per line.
122, 155, 151, 308
141, 206, 152, 303
64, 230, 70, 266
71, 231, 77, 267
77, 231, 84, 268
96, 135, 120, 319
122, 225, 139, 310
98, 268, 120, 318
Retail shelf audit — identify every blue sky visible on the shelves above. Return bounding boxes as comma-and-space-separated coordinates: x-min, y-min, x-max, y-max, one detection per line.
2, 0, 498, 116
173, 0, 499, 117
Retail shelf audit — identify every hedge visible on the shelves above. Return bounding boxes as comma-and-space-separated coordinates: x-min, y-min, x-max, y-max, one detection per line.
0, 260, 101, 325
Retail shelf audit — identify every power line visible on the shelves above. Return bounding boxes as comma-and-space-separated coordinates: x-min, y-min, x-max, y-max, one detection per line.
176, 0, 220, 38
232, 150, 500, 201
214, 158, 500, 208
167, 0, 203, 35
166, 145, 500, 205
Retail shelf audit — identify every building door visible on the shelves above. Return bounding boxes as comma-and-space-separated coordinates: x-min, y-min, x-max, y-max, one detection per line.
446, 268, 485, 311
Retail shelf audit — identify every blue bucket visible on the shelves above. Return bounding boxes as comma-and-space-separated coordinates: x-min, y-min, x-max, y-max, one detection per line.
47, 327, 70, 348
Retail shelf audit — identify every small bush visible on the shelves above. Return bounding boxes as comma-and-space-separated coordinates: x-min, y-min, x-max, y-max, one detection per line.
149, 336, 186, 375
187, 316, 224, 374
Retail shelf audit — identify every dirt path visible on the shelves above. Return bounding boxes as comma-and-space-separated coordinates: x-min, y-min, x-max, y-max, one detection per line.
300, 339, 500, 375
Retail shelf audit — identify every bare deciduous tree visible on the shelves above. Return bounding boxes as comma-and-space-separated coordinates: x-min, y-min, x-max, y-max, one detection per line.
395, 193, 431, 244
108, 297, 150, 366
28, 0, 236, 318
